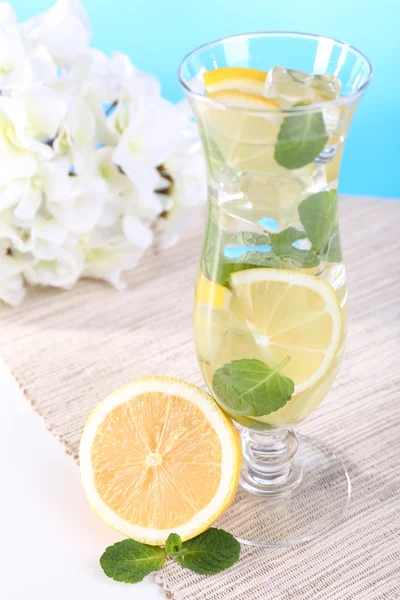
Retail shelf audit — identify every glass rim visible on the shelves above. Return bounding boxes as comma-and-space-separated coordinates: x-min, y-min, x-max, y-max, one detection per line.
178, 30, 373, 115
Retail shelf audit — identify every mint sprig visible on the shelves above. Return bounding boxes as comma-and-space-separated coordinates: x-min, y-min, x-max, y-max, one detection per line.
274, 107, 328, 169
100, 528, 240, 584
298, 189, 339, 254
166, 528, 240, 574
100, 539, 166, 583
165, 532, 182, 556
212, 358, 295, 417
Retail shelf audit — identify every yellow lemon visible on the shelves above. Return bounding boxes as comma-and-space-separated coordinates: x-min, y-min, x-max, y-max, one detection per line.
80, 377, 241, 545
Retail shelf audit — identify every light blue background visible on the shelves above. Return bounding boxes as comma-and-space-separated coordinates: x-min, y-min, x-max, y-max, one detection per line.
12, 0, 400, 198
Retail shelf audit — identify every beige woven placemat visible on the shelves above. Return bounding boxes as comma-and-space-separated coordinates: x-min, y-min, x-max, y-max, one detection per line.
1, 196, 400, 599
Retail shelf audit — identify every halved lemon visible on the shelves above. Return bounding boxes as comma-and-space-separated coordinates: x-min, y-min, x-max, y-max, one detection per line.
230, 268, 343, 395
79, 377, 241, 545
204, 67, 268, 96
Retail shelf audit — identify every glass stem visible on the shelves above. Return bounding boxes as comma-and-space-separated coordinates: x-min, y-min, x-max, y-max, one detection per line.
240, 427, 303, 496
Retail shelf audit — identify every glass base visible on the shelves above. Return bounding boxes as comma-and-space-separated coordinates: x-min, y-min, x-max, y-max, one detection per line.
217, 433, 351, 547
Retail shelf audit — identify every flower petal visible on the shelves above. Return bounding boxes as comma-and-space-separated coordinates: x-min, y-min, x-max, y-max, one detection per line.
83, 243, 143, 290
0, 273, 26, 306
0, 25, 26, 88
0, 3, 16, 25
22, 0, 91, 65
11, 85, 68, 141
47, 175, 106, 233
122, 214, 153, 249
53, 97, 96, 172
26, 44, 58, 82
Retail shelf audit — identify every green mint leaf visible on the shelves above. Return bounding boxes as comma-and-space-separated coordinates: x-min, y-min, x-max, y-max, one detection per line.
100, 539, 166, 584
174, 528, 240, 574
165, 533, 183, 556
274, 109, 328, 169
212, 358, 295, 417
298, 190, 338, 254
269, 227, 319, 268
203, 220, 320, 288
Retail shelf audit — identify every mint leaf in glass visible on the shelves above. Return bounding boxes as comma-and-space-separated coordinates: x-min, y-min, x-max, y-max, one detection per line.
269, 227, 319, 268
212, 358, 295, 417
298, 189, 338, 253
203, 220, 319, 288
173, 528, 240, 574
165, 533, 183, 556
100, 539, 166, 584
274, 109, 328, 169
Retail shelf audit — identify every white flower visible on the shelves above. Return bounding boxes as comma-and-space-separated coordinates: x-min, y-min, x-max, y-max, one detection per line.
80, 80, 118, 146
0, 3, 16, 25
0, 23, 57, 88
0, 1, 207, 305
123, 166, 165, 222
0, 155, 73, 222
0, 97, 47, 184
87, 146, 128, 226
23, 232, 84, 289
113, 96, 179, 173
27, 217, 70, 260
159, 117, 206, 248
47, 172, 107, 233
10, 85, 68, 143
82, 219, 152, 290
53, 97, 96, 172
122, 214, 153, 248
0, 25, 26, 88
21, 0, 91, 66
0, 254, 27, 306
0, 210, 32, 252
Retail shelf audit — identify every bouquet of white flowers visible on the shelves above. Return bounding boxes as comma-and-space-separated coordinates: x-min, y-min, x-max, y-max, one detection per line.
0, 0, 206, 306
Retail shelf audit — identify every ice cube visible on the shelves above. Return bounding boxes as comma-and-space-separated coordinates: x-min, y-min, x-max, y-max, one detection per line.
264, 66, 316, 107
265, 67, 342, 135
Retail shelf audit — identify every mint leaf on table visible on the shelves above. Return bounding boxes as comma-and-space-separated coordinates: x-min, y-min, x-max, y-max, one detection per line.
100, 528, 241, 584
274, 109, 328, 169
165, 533, 183, 556
212, 358, 295, 417
298, 190, 338, 254
100, 539, 166, 583
170, 528, 240, 575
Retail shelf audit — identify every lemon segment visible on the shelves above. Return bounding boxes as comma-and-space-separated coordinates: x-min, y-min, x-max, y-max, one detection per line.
230, 268, 343, 395
204, 67, 268, 96
80, 377, 241, 545
195, 275, 232, 310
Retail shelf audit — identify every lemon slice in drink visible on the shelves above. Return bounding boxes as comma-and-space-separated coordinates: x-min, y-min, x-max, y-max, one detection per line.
204, 67, 268, 95
195, 275, 232, 310
80, 377, 241, 545
230, 268, 343, 394
197, 86, 281, 173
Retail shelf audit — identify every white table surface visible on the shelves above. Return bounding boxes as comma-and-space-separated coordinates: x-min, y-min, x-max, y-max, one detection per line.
0, 360, 163, 599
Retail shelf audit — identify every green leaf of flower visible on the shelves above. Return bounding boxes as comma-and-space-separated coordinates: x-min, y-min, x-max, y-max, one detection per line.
274, 110, 328, 169
212, 358, 295, 417
100, 539, 166, 584
173, 528, 240, 574
298, 190, 338, 253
